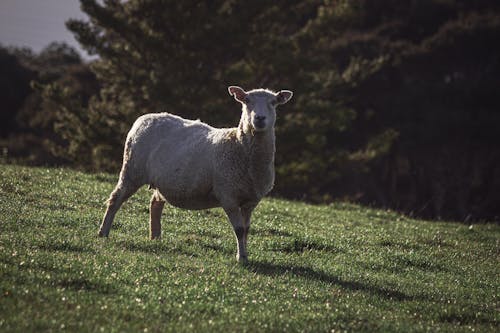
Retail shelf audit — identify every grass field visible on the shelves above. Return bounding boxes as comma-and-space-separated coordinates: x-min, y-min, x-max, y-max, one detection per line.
0, 164, 498, 332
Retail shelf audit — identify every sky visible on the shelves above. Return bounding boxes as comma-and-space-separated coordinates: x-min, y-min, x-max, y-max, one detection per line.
0, 0, 93, 59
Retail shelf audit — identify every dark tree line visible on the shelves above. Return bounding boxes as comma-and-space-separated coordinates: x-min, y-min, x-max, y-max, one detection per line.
0, 42, 99, 164
2, 0, 499, 222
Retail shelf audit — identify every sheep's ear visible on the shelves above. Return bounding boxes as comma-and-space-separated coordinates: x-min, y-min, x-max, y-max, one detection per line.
276, 90, 293, 105
228, 86, 247, 103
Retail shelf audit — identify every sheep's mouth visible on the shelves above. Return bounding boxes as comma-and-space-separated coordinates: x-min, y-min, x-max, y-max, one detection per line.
252, 119, 267, 130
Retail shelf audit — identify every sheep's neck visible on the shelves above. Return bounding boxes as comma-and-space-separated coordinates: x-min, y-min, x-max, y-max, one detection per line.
237, 122, 276, 197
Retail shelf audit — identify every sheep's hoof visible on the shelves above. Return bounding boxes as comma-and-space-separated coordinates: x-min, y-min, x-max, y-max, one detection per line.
97, 230, 109, 237
237, 254, 249, 264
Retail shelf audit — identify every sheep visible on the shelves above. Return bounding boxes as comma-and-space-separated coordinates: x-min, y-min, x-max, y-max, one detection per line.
98, 86, 293, 262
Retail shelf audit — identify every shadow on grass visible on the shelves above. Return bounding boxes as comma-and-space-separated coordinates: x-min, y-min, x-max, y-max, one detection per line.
116, 239, 200, 258
392, 254, 445, 272
4, 259, 118, 295
37, 242, 95, 253
356, 255, 446, 275
269, 238, 343, 254
57, 277, 116, 294
251, 227, 293, 237
378, 239, 423, 251
200, 241, 232, 255
438, 311, 498, 326
248, 260, 418, 302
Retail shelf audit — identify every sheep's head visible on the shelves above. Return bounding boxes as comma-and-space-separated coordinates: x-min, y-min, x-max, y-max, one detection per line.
228, 86, 293, 133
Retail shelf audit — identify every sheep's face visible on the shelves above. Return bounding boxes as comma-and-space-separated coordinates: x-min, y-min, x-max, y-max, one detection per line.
228, 86, 293, 133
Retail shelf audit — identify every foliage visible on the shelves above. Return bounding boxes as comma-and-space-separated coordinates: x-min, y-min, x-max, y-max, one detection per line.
319, 1, 500, 221
0, 165, 498, 332
0, 42, 98, 164
0, 45, 36, 137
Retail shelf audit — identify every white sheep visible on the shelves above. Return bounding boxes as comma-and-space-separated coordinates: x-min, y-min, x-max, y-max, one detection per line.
98, 86, 293, 262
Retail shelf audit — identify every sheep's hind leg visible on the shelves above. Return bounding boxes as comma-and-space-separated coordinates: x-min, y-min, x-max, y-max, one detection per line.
223, 206, 247, 263
98, 181, 140, 237
149, 194, 165, 240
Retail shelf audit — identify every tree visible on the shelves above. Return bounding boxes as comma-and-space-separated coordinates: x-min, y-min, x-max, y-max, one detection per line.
0, 45, 35, 137
296, 0, 500, 219
1, 42, 97, 164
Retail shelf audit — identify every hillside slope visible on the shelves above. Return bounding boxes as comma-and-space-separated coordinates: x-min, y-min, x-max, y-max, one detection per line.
0, 165, 498, 332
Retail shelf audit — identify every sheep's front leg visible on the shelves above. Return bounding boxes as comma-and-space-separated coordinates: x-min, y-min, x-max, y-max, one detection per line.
241, 203, 257, 249
149, 195, 165, 240
223, 206, 247, 263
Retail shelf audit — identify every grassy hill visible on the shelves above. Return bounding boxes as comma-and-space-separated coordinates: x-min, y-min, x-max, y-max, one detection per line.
0, 164, 498, 332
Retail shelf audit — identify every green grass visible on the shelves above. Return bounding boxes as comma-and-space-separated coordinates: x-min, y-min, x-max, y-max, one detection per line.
0, 164, 498, 332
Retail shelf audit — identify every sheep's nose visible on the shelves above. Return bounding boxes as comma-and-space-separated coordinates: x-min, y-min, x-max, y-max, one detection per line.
255, 115, 266, 121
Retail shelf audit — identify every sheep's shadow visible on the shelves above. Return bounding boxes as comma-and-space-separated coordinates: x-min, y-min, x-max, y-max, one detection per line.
36, 242, 95, 254
5, 258, 118, 295
247, 260, 419, 302
116, 239, 201, 258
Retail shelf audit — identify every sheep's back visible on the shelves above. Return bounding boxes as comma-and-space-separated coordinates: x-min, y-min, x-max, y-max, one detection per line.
125, 113, 220, 206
